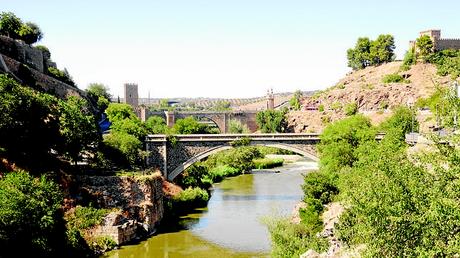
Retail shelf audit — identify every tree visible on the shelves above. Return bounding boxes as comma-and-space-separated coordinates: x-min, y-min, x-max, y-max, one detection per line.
0, 12, 22, 38
289, 90, 303, 111
0, 171, 66, 257
173, 116, 215, 134
370, 34, 395, 65
58, 96, 99, 163
105, 103, 138, 122
86, 83, 111, 110
18, 22, 43, 44
347, 37, 372, 70
213, 100, 231, 111
347, 35, 396, 70
416, 35, 434, 60
256, 110, 287, 133
145, 116, 168, 134
228, 119, 250, 134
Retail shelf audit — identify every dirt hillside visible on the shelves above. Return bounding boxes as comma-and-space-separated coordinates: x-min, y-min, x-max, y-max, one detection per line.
288, 62, 452, 133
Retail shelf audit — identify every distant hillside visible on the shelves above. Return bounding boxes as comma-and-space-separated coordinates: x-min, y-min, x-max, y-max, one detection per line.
288, 61, 452, 133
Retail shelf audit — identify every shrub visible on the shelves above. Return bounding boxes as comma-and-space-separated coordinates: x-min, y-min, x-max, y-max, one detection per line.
176, 163, 211, 189
173, 187, 209, 207
0, 171, 66, 256
205, 146, 262, 172
318, 104, 325, 112
173, 116, 215, 134
145, 116, 168, 134
228, 119, 250, 134
330, 101, 342, 111
47, 67, 76, 86
103, 132, 142, 167
253, 158, 284, 169
66, 206, 110, 230
344, 102, 358, 116
263, 217, 328, 257
382, 73, 407, 83
207, 165, 240, 183
229, 136, 251, 147
303, 172, 338, 205
256, 110, 288, 133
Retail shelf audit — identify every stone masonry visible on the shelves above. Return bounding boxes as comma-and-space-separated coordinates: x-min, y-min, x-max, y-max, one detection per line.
145, 133, 320, 181
410, 29, 460, 51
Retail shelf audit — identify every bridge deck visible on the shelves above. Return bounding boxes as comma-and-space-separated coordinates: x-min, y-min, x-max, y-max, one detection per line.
145, 133, 321, 142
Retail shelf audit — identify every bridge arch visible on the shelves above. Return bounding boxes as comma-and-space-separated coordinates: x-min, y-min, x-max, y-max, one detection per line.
168, 143, 318, 181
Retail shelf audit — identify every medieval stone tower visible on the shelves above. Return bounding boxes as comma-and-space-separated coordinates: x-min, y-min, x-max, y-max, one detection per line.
266, 88, 275, 110
410, 30, 460, 52
124, 83, 138, 107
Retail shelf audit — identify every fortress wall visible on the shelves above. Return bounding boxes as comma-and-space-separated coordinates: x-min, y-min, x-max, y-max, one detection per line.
436, 39, 460, 51
0, 35, 45, 72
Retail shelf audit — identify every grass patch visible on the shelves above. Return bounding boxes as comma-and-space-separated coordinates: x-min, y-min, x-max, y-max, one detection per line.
66, 206, 111, 230
382, 73, 410, 84
253, 158, 284, 169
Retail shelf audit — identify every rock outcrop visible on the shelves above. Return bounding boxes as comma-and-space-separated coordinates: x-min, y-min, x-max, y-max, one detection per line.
74, 174, 165, 245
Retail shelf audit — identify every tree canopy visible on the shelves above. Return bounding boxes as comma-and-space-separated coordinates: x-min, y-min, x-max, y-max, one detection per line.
347, 34, 395, 70
0, 12, 43, 44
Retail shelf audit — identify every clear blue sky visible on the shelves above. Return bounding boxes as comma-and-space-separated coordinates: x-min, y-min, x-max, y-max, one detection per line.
2, 0, 460, 98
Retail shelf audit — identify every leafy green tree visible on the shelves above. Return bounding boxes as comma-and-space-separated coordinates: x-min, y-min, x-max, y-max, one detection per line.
0, 12, 21, 38
256, 110, 287, 133
228, 119, 250, 134
0, 75, 61, 168
47, 67, 76, 86
58, 96, 99, 163
103, 132, 142, 167
416, 35, 434, 60
105, 103, 138, 122
86, 83, 111, 110
380, 106, 418, 139
0, 171, 67, 257
289, 90, 303, 111
347, 37, 372, 70
18, 22, 43, 44
173, 116, 215, 134
344, 102, 358, 116
369, 34, 396, 65
347, 35, 396, 70
318, 115, 375, 173
145, 116, 168, 134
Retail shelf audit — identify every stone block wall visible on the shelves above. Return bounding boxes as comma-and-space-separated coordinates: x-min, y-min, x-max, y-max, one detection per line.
436, 39, 460, 51
0, 35, 48, 72
75, 174, 165, 245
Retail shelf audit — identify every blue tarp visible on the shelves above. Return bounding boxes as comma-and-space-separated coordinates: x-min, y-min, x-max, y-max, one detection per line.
98, 113, 111, 134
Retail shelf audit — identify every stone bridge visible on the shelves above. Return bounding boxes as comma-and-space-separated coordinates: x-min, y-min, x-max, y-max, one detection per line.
145, 133, 320, 181
143, 111, 258, 133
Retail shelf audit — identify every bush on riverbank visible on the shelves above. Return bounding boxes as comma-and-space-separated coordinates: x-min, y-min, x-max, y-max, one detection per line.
253, 158, 284, 169
171, 187, 209, 211
263, 216, 328, 258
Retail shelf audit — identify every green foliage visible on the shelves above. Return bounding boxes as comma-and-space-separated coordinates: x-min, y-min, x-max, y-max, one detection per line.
207, 165, 240, 182
416, 35, 434, 60
58, 96, 99, 163
253, 158, 284, 169
380, 106, 419, 137
382, 73, 408, 83
344, 102, 358, 116
18, 22, 43, 44
176, 163, 212, 189
319, 115, 375, 174
103, 132, 142, 167
256, 110, 287, 133
347, 35, 395, 70
173, 116, 216, 134
106, 103, 137, 122
212, 100, 231, 111
417, 85, 460, 128
401, 48, 416, 71
47, 67, 76, 86
229, 136, 251, 147
228, 119, 250, 134
172, 187, 209, 210
0, 171, 66, 256
205, 146, 262, 173
145, 116, 168, 134
256, 146, 295, 155
303, 172, 338, 206
86, 83, 111, 110
263, 217, 329, 258
0, 12, 21, 38
330, 101, 342, 111
426, 50, 460, 79
66, 206, 110, 231
318, 104, 325, 112
289, 90, 303, 111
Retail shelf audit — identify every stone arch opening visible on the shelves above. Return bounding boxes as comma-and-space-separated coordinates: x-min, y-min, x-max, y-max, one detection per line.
167, 143, 318, 181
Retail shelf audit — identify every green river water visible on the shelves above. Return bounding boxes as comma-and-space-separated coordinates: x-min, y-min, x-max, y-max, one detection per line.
104, 157, 317, 258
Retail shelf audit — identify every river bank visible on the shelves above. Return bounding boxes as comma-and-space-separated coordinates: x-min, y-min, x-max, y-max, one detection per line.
103, 157, 316, 257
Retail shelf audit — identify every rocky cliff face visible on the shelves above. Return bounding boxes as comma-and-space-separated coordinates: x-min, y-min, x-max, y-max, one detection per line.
74, 174, 164, 244
288, 62, 450, 133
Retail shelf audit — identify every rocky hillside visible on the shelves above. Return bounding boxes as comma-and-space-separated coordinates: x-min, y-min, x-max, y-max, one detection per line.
288, 62, 452, 133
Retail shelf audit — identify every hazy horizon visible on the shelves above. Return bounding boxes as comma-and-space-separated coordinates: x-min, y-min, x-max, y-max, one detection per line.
3, 0, 460, 98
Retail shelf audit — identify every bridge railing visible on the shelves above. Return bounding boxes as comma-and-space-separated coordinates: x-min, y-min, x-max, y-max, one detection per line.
145, 133, 321, 142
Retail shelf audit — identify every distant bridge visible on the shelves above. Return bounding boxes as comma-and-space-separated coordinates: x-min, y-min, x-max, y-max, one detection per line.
145, 133, 320, 181
144, 111, 259, 133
